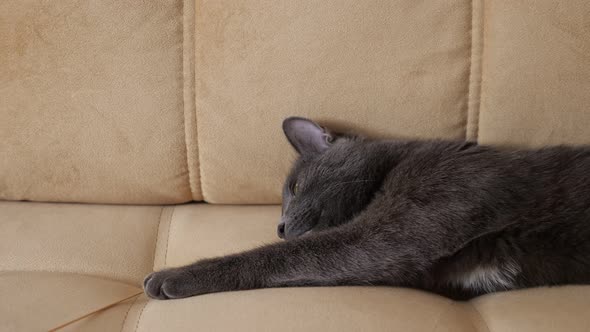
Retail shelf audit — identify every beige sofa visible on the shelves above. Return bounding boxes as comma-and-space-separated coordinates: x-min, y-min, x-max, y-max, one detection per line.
2, 0, 590, 331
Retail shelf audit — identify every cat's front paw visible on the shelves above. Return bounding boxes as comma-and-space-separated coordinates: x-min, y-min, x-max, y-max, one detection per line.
143, 268, 198, 300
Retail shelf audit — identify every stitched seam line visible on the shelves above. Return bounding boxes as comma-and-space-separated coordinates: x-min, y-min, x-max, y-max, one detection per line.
180, 0, 195, 200
133, 301, 150, 332
465, 0, 475, 141
430, 301, 455, 332
475, 0, 484, 142
164, 206, 176, 266
181, 0, 201, 201
468, 302, 492, 332
465, 0, 475, 140
119, 294, 141, 332
151, 207, 165, 271
466, 0, 483, 142
194, 9, 206, 202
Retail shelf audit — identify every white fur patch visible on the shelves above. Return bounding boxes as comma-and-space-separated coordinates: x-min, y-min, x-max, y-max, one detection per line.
453, 262, 520, 293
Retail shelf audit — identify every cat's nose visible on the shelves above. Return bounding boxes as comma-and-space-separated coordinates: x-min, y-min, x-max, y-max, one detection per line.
277, 222, 286, 239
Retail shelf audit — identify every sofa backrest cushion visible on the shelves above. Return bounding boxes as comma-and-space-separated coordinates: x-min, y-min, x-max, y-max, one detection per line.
2, 0, 589, 204
0, 0, 201, 204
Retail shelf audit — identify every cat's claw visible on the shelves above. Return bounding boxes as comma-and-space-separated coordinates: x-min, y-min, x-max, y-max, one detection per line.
143, 269, 196, 300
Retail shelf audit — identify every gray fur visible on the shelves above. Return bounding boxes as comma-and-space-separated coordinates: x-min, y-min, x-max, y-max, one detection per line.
144, 117, 590, 300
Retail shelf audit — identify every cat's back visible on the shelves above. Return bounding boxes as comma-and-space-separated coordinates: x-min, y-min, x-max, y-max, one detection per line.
517, 145, 590, 217
383, 140, 590, 188
373, 139, 590, 219
377, 140, 517, 198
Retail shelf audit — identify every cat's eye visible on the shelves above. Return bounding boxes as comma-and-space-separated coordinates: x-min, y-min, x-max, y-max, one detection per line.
291, 182, 299, 195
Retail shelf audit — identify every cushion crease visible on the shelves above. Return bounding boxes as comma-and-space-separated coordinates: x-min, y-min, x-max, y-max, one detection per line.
133, 301, 150, 332
120, 293, 141, 332
181, 0, 201, 201
150, 207, 165, 272
466, 0, 484, 141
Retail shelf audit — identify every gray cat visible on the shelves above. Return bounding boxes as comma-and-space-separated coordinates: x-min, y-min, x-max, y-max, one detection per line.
144, 117, 590, 300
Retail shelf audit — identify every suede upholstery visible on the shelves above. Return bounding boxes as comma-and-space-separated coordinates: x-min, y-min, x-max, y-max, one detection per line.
0, 0, 201, 204
1, 0, 590, 331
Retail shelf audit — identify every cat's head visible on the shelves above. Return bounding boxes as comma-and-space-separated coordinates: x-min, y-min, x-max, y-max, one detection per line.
278, 117, 382, 240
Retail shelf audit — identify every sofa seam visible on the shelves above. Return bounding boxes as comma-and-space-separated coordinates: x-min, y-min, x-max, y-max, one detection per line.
181, 0, 199, 201
133, 301, 150, 332
119, 294, 141, 332
465, 0, 483, 142
151, 207, 165, 271
181, 0, 192, 199
464, 0, 475, 141
467, 302, 492, 332
476, 0, 484, 143
164, 206, 176, 266
430, 301, 455, 332
193, 3, 207, 202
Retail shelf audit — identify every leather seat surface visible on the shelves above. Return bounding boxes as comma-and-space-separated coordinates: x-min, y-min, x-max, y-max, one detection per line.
2, 202, 589, 332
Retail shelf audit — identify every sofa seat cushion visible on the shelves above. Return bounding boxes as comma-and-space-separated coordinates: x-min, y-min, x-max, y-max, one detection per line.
125, 286, 590, 332
3, 276, 590, 332
0, 202, 162, 284
0, 271, 140, 332
1, 201, 590, 331
127, 287, 478, 332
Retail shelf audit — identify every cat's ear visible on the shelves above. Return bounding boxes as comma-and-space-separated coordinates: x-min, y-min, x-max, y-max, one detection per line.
282, 117, 334, 155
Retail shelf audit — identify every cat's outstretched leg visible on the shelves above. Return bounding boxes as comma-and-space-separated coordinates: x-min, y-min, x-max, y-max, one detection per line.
144, 221, 423, 300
